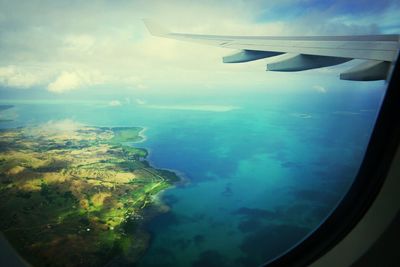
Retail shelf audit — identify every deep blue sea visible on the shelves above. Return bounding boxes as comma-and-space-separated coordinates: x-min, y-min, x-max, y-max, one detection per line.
0, 82, 385, 267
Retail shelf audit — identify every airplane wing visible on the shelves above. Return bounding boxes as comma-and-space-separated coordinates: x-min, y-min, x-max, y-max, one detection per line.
143, 19, 399, 81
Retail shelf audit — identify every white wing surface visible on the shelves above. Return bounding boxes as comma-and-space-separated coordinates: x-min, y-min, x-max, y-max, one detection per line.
143, 20, 399, 81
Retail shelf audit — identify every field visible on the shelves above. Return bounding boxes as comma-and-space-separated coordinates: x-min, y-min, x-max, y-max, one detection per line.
0, 124, 179, 267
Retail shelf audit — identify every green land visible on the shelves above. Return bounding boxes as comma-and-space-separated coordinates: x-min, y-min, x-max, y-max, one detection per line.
0, 124, 180, 267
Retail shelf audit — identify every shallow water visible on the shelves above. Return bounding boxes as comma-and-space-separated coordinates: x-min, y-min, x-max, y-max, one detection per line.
0, 83, 385, 267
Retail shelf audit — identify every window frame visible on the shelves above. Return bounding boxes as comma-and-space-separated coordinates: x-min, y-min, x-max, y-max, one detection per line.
264, 54, 400, 267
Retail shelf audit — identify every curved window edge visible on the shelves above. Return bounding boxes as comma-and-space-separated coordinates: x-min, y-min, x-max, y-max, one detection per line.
263, 53, 400, 267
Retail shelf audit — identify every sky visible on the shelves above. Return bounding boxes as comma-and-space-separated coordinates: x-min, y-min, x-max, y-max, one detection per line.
0, 0, 399, 98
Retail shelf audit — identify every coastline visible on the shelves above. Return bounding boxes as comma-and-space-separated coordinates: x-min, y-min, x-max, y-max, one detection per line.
0, 123, 183, 267
131, 140, 189, 265
115, 125, 185, 264
143, 146, 190, 187
135, 127, 148, 143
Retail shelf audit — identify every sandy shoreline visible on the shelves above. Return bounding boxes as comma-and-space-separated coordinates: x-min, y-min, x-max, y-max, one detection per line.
133, 127, 148, 143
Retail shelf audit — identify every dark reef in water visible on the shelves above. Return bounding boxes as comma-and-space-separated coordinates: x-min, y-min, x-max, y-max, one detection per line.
0, 105, 13, 111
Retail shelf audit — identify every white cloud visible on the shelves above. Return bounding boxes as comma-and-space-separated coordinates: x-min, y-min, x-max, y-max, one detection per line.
47, 71, 83, 93
137, 83, 147, 90
0, 2, 303, 93
313, 85, 327, 93
64, 34, 95, 53
135, 98, 146, 105
118, 76, 149, 90
44, 119, 83, 132
0, 1, 398, 94
47, 69, 106, 93
25, 119, 83, 136
0, 65, 46, 88
109, 100, 122, 106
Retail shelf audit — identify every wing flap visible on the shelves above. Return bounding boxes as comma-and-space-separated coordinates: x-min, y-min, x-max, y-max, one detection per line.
223, 50, 283, 63
266, 54, 351, 72
340, 60, 391, 81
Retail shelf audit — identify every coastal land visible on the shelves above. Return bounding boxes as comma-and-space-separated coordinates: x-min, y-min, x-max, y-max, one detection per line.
0, 123, 179, 266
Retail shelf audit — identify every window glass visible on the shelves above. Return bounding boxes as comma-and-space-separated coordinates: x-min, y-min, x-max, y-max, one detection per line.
0, 1, 398, 267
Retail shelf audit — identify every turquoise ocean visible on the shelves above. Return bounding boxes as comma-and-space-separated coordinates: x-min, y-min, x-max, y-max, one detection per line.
0, 82, 385, 267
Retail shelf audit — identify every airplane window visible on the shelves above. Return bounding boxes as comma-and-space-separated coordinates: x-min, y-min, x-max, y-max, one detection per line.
0, 2, 398, 267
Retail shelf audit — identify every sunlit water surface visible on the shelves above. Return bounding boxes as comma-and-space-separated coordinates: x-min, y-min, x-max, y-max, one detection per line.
0, 83, 385, 267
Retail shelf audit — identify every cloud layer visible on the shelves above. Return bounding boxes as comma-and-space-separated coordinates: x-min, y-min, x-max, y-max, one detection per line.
0, 1, 398, 94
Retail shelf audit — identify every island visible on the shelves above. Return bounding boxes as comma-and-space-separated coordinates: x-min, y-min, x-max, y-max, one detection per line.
0, 123, 180, 267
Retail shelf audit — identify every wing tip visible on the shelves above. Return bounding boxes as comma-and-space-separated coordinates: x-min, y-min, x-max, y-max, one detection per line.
142, 19, 169, 37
